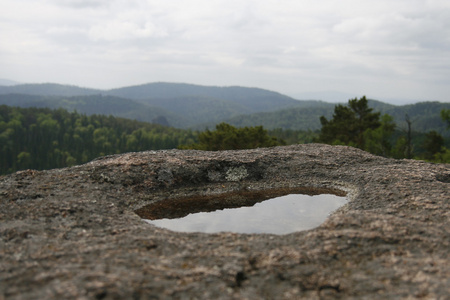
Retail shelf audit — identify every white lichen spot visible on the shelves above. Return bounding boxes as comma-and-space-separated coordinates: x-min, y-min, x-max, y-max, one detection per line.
225, 166, 248, 182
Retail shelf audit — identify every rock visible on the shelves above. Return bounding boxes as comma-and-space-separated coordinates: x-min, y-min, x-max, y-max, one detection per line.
0, 144, 449, 299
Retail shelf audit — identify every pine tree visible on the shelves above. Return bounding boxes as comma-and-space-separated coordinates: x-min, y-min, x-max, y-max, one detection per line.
318, 96, 381, 149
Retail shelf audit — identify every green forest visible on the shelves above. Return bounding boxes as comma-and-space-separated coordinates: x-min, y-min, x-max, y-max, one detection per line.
316, 97, 450, 162
0, 105, 196, 174
0, 105, 321, 175
1, 98, 449, 175
2, 83, 449, 135
181, 122, 284, 151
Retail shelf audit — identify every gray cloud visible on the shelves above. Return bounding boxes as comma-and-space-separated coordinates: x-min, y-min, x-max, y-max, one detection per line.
1, 0, 449, 102
51, 0, 111, 9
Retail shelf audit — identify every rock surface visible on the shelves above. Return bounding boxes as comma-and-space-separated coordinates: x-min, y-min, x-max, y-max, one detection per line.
0, 144, 449, 299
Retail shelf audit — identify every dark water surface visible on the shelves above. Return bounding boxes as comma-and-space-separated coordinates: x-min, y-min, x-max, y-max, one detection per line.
144, 194, 347, 234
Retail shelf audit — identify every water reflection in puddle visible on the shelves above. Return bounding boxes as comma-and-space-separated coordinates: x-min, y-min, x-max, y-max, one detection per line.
143, 193, 347, 234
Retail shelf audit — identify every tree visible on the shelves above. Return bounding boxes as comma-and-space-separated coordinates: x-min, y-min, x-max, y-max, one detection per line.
348, 97, 382, 147
17, 151, 32, 169
392, 136, 409, 159
181, 123, 283, 151
420, 109, 450, 163
318, 96, 381, 149
364, 114, 396, 157
402, 114, 413, 159
441, 109, 450, 129
423, 131, 445, 160
433, 148, 450, 163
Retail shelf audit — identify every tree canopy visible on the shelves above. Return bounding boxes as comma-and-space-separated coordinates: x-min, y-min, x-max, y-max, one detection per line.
180, 122, 284, 151
317, 99, 450, 162
442, 109, 450, 129
318, 96, 381, 148
0, 105, 196, 175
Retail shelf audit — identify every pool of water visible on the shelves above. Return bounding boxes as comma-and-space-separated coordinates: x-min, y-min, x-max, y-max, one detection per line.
142, 193, 347, 234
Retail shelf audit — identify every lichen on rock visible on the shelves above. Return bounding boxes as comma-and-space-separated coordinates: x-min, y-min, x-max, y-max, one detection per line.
225, 166, 248, 182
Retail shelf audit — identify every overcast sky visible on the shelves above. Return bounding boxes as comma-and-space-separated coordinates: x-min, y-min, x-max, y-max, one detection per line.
1, 0, 449, 103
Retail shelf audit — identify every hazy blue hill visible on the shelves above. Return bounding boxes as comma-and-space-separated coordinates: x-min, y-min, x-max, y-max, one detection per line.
0, 83, 101, 97
106, 82, 304, 113
216, 100, 450, 136
382, 101, 450, 136
0, 93, 144, 114
107, 82, 285, 99
0, 94, 188, 127
0, 79, 20, 86
0, 82, 325, 116
367, 99, 397, 110
0, 82, 448, 136
216, 105, 336, 131
140, 96, 251, 125
0, 94, 52, 108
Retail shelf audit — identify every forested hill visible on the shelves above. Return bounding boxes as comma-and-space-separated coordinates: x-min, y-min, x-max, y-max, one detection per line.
0, 105, 196, 175
0, 83, 101, 97
219, 100, 450, 136
0, 82, 324, 128
377, 101, 450, 136
0, 94, 188, 128
107, 82, 288, 100
107, 82, 307, 113
0, 82, 303, 112
0, 82, 449, 135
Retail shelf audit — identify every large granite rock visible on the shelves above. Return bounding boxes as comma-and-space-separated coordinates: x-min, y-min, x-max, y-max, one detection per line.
0, 144, 449, 299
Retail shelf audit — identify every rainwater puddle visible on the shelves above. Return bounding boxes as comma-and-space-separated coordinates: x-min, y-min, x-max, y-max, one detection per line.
136, 188, 347, 235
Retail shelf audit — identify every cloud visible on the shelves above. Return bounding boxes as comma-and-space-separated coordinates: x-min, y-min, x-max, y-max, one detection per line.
1, 0, 450, 101
50, 0, 111, 9
88, 20, 168, 41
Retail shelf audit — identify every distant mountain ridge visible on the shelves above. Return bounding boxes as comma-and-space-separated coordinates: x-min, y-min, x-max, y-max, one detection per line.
0, 79, 20, 86
0, 82, 449, 136
108, 82, 289, 99
0, 83, 100, 96
0, 93, 189, 128
0, 82, 304, 113
220, 100, 450, 135
0, 82, 309, 128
